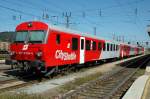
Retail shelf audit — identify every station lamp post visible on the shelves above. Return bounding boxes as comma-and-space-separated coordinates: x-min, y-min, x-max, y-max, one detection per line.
146, 25, 150, 52
147, 25, 150, 37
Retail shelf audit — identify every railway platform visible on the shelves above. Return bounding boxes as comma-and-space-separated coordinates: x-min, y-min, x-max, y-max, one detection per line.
123, 61, 150, 99
0, 60, 10, 70
0, 60, 5, 64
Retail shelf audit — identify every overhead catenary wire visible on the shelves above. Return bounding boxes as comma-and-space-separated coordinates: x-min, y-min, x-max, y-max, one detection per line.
71, 0, 145, 13
0, 0, 67, 25
18, 0, 62, 14
0, 4, 39, 18
0, 0, 146, 27
0, 0, 62, 17
113, 0, 147, 45
0, 4, 69, 26
0, 0, 149, 45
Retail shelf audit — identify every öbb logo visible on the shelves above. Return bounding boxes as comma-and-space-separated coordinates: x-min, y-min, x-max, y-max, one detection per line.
22, 45, 29, 50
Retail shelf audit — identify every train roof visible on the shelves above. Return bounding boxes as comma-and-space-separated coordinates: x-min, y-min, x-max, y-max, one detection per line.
49, 24, 114, 41
17, 21, 141, 48
48, 24, 140, 47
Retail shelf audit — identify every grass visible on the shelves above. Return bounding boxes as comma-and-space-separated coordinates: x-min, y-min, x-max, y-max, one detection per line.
1, 68, 142, 99
58, 68, 145, 95
0, 56, 5, 60
0, 54, 9, 60
0, 72, 102, 99
135, 68, 145, 76
59, 72, 102, 93
0, 56, 7, 60
0, 92, 44, 99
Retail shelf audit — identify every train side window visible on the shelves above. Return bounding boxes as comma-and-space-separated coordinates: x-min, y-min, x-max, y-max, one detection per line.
103, 43, 106, 51
107, 43, 109, 51
86, 40, 90, 50
98, 42, 101, 50
117, 45, 118, 51
110, 44, 113, 51
93, 41, 96, 50
116, 45, 119, 51
81, 39, 84, 50
72, 38, 78, 50
116, 45, 118, 51
113, 44, 115, 51
56, 34, 60, 44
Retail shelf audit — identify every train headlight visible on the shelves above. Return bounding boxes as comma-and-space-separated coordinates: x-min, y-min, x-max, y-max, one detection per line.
10, 51, 15, 56
36, 51, 42, 58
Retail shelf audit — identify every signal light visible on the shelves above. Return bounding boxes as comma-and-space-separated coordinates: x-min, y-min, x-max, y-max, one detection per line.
27, 22, 32, 27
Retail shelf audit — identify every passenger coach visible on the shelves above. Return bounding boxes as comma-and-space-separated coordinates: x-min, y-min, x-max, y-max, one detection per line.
9, 21, 144, 76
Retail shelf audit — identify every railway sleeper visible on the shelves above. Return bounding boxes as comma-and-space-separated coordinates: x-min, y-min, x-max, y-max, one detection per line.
75, 92, 105, 98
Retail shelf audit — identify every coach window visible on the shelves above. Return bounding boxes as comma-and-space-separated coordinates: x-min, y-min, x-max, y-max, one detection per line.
110, 44, 113, 51
113, 44, 115, 51
115, 45, 117, 51
131, 48, 133, 51
107, 43, 109, 51
98, 42, 101, 50
117, 45, 118, 50
86, 40, 90, 50
116, 45, 118, 51
93, 41, 96, 50
56, 34, 60, 44
81, 39, 84, 50
103, 43, 106, 51
72, 38, 78, 50
116, 45, 119, 51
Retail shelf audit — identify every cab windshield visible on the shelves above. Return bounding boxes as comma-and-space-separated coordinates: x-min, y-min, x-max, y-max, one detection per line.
14, 30, 46, 43
29, 31, 46, 43
15, 31, 28, 43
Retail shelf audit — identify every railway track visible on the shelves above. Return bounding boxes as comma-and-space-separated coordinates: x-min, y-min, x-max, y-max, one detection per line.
0, 69, 40, 93
0, 54, 9, 59
0, 55, 147, 95
62, 55, 150, 99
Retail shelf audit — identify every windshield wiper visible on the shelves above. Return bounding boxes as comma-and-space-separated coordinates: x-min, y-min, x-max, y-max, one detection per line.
28, 41, 43, 43
14, 41, 24, 43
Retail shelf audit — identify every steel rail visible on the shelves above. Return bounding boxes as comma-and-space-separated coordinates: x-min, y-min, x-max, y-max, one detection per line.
105, 56, 150, 99
61, 55, 150, 99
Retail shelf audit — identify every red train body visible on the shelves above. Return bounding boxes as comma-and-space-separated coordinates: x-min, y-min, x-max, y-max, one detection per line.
10, 21, 144, 75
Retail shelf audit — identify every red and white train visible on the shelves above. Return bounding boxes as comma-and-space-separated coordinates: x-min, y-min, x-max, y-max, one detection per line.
10, 21, 144, 76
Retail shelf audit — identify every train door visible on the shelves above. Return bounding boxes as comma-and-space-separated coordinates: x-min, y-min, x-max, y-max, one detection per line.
80, 37, 85, 64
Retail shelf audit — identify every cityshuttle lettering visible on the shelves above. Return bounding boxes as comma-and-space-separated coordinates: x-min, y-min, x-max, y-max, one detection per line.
55, 50, 76, 60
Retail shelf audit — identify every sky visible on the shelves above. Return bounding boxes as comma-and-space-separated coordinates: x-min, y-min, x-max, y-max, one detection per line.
0, 0, 150, 46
